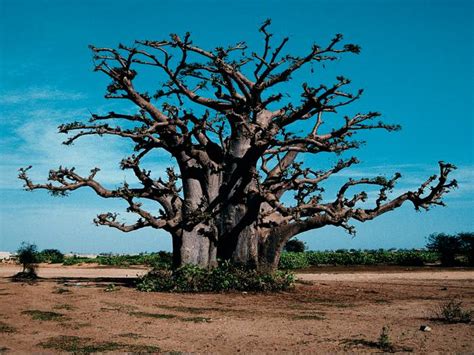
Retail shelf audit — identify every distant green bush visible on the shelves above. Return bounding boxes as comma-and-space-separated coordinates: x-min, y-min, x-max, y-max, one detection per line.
279, 252, 310, 269
284, 239, 306, 253
136, 262, 295, 292
278, 249, 439, 269
426, 233, 462, 266
62, 256, 96, 266
13, 242, 39, 280
393, 250, 436, 266
16, 242, 39, 273
426, 232, 474, 266
38, 249, 64, 264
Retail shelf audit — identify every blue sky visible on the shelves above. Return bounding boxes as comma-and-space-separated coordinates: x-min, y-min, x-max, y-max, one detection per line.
0, 0, 473, 253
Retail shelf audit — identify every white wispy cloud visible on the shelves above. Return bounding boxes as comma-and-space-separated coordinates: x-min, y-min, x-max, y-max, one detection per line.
1, 107, 171, 190
0, 87, 85, 104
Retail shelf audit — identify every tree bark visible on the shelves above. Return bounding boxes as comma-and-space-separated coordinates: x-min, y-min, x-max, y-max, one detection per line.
180, 225, 217, 267
217, 202, 259, 267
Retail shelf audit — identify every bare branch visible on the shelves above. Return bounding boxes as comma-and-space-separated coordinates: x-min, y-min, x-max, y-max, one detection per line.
94, 212, 151, 232
257, 33, 360, 91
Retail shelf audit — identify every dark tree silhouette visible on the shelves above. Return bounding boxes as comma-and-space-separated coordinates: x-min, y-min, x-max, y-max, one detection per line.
16, 242, 38, 276
19, 21, 457, 271
284, 239, 306, 253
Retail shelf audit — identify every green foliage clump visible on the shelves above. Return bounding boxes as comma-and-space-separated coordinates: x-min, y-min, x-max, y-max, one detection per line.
284, 239, 307, 253
62, 256, 96, 265
279, 252, 310, 269
15, 242, 39, 278
393, 250, 436, 266
377, 326, 392, 352
136, 262, 294, 292
38, 249, 64, 264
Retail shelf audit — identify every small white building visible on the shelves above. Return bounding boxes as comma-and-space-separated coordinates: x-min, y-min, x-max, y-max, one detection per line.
0, 252, 12, 261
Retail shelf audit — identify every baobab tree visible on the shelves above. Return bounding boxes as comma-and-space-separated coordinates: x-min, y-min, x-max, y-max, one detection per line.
19, 21, 457, 271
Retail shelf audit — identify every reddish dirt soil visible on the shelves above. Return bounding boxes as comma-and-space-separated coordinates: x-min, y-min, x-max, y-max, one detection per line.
0, 264, 473, 353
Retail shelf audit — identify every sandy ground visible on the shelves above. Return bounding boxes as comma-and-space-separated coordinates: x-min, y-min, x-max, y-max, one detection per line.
0, 264, 149, 279
0, 264, 473, 353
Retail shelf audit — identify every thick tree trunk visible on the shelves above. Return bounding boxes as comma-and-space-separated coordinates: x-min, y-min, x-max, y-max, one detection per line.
215, 127, 262, 268
177, 158, 220, 268
217, 202, 259, 268
219, 225, 286, 272
180, 224, 217, 267
257, 233, 286, 272
216, 205, 288, 272
171, 233, 182, 268
174, 119, 287, 272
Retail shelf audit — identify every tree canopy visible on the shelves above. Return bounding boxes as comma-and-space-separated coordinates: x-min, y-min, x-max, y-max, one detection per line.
19, 20, 457, 270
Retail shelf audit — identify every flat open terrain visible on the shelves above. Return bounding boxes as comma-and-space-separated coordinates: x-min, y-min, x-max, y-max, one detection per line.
0, 264, 473, 353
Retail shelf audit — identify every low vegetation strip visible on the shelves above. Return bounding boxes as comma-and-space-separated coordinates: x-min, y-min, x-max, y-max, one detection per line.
279, 250, 439, 269
62, 251, 172, 268
57, 249, 442, 269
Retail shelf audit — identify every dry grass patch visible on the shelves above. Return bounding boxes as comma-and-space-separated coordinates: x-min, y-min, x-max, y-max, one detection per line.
118, 332, 144, 339
101, 302, 137, 312
292, 313, 326, 320
158, 304, 224, 314
59, 322, 92, 330
124, 344, 162, 353
431, 299, 472, 324
181, 316, 212, 323
22, 310, 66, 321
52, 287, 71, 294
129, 311, 177, 319
38, 335, 161, 354
53, 304, 75, 311
39, 335, 121, 353
0, 321, 16, 333
342, 326, 413, 353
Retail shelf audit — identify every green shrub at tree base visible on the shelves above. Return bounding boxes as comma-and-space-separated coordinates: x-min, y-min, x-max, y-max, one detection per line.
136, 262, 295, 292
